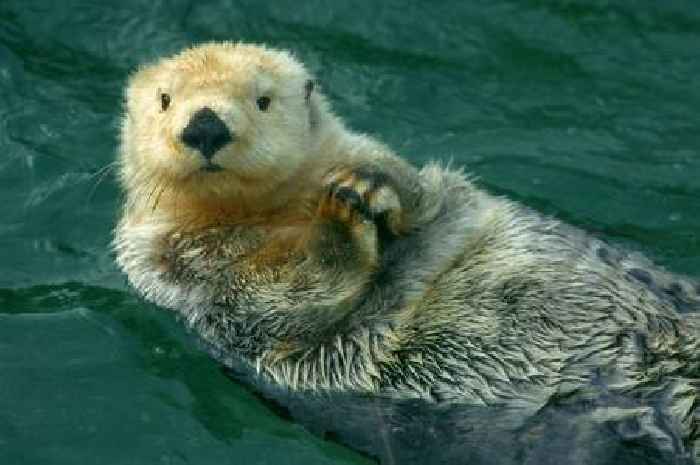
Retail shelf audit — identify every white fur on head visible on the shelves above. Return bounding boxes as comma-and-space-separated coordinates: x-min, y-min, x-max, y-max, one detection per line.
120, 42, 324, 209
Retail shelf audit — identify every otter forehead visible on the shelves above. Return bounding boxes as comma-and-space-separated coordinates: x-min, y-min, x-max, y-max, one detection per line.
131, 42, 308, 94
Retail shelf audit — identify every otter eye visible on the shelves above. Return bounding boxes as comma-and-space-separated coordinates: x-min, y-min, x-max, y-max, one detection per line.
160, 93, 171, 111
256, 96, 271, 111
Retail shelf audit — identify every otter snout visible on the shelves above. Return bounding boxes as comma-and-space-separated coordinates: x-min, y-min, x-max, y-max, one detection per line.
181, 107, 232, 161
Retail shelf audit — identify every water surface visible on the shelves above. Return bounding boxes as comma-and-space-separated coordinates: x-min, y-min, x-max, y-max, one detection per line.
1, 1, 699, 464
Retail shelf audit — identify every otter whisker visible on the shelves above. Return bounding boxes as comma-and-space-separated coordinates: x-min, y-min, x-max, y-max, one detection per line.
87, 161, 118, 182
145, 181, 159, 210
85, 161, 118, 203
151, 180, 168, 212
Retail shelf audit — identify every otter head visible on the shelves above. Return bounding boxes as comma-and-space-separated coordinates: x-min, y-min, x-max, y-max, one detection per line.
120, 42, 323, 209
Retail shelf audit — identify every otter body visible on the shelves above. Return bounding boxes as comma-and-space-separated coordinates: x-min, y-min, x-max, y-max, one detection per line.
115, 43, 700, 463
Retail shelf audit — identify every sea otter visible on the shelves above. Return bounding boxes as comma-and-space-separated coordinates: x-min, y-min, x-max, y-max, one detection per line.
114, 42, 700, 464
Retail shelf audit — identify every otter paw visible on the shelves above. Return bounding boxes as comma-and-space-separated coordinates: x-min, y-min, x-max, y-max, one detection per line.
319, 168, 403, 234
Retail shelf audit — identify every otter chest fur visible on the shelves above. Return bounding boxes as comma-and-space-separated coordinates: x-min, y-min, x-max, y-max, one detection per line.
115, 42, 700, 464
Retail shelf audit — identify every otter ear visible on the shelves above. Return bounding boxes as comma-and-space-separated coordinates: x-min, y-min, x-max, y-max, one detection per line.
304, 79, 315, 102
305, 79, 321, 130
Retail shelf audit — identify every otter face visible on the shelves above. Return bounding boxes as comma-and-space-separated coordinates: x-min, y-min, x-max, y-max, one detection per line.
121, 42, 318, 201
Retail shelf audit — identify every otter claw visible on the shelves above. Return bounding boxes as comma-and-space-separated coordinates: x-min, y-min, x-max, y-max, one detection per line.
320, 168, 403, 233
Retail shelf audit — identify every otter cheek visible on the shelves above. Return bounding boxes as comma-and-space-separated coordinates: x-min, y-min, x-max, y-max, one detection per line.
159, 115, 205, 175
220, 107, 248, 149
137, 122, 189, 179
214, 112, 251, 166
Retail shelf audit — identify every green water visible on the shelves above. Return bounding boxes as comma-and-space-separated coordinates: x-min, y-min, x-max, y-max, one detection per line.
1, 1, 698, 464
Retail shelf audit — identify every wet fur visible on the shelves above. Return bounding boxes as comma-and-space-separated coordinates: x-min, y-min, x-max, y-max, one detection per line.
115, 43, 700, 463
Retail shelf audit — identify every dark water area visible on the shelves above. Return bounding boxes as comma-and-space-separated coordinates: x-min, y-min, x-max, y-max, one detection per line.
1, 1, 699, 464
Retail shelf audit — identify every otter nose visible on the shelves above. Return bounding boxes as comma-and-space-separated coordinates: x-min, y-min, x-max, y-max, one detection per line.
181, 107, 233, 160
